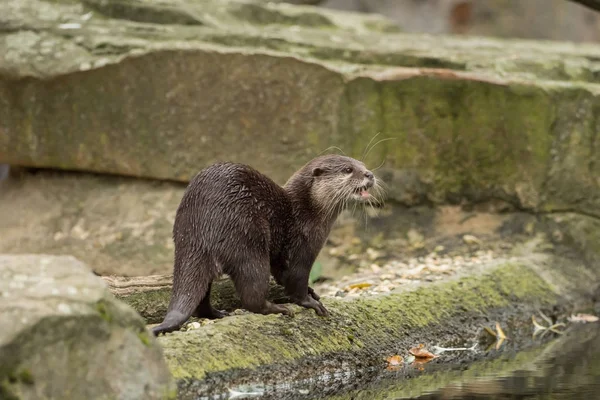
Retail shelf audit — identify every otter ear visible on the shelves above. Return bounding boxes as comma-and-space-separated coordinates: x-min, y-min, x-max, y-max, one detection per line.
312, 167, 323, 177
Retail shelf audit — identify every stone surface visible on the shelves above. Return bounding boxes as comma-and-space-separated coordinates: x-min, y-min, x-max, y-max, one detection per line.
323, 0, 600, 42
0, 0, 599, 218
155, 252, 599, 398
0, 254, 175, 400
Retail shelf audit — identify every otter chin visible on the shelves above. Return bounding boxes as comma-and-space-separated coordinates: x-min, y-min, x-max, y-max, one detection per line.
151, 154, 384, 336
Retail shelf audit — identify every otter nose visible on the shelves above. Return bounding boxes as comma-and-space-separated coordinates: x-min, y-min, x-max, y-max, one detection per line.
364, 171, 374, 180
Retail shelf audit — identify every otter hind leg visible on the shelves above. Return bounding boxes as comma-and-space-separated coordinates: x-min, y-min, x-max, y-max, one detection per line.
191, 283, 227, 319
234, 260, 291, 316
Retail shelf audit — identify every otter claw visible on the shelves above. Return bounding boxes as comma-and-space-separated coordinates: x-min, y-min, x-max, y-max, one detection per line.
296, 296, 329, 317
308, 286, 321, 301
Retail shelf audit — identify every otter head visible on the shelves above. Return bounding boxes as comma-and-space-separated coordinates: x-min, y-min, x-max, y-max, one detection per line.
285, 154, 384, 217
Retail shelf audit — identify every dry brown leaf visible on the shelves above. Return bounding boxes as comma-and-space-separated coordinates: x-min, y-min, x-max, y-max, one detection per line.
386, 355, 403, 366
409, 344, 436, 359
568, 313, 599, 323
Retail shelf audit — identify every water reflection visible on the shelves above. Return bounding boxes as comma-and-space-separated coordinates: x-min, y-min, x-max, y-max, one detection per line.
413, 324, 600, 400
206, 324, 600, 400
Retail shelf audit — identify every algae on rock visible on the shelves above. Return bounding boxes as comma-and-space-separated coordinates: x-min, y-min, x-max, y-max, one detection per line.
0, 0, 599, 219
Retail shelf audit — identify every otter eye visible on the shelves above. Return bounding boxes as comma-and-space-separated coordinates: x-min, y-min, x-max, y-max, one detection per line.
344, 167, 353, 174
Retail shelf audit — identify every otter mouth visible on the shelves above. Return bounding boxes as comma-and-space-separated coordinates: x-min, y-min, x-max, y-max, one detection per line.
351, 185, 372, 201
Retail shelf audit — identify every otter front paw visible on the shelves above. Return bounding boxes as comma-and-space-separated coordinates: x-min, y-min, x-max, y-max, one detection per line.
296, 295, 329, 317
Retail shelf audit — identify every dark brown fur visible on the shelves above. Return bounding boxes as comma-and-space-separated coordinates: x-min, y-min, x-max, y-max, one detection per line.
151, 154, 382, 336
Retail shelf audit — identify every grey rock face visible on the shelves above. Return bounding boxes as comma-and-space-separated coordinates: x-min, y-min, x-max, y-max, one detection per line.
0, 254, 175, 400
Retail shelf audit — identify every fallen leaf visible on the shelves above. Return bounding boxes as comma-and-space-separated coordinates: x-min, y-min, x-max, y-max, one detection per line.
346, 282, 372, 290
532, 315, 566, 338
495, 337, 506, 351
568, 313, 599, 323
409, 344, 436, 359
483, 326, 497, 338
386, 355, 403, 366
495, 322, 508, 340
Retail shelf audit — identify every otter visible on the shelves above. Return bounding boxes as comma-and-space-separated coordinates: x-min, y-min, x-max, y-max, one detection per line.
151, 154, 382, 336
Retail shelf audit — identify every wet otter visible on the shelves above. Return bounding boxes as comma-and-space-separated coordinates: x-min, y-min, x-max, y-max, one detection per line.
152, 154, 383, 336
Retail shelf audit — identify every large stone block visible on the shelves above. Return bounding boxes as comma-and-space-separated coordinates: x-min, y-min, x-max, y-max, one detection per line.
0, 254, 175, 400
0, 0, 598, 216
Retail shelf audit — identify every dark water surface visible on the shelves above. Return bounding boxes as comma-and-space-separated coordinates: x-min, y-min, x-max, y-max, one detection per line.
217, 323, 600, 400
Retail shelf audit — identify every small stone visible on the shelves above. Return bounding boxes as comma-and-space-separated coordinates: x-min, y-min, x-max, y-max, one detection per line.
366, 248, 382, 261
407, 229, 425, 249
524, 221, 535, 235
185, 322, 201, 331
552, 230, 563, 242
463, 234, 481, 245
434, 245, 445, 253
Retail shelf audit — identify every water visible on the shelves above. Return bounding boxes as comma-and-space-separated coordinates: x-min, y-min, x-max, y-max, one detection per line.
215, 323, 600, 400
331, 324, 600, 400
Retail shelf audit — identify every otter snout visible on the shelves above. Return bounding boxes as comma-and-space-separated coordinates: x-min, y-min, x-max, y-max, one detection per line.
363, 170, 375, 188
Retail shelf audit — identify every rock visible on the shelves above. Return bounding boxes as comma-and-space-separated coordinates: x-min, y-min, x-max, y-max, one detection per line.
0, 254, 175, 400
407, 228, 425, 249
323, 0, 600, 43
462, 234, 481, 246
0, 0, 598, 217
154, 255, 599, 398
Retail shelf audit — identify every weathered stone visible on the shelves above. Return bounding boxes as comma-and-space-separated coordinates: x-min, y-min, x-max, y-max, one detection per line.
102, 274, 291, 323
0, 169, 354, 276
0, 0, 599, 218
0, 254, 175, 400
154, 253, 599, 397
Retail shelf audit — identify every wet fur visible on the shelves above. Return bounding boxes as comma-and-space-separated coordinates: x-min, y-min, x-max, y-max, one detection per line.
152, 155, 382, 336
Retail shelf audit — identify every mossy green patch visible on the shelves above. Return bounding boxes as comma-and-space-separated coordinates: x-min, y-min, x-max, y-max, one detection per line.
119, 288, 172, 324
95, 299, 112, 323
230, 3, 334, 27
376, 78, 553, 201
17, 369, 33, 385
138, 330, 152, 347
159, 260, 558, 381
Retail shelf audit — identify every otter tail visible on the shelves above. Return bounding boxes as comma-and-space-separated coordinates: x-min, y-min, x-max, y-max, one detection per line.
151, 260, 214, 336
151, 309, 192, 336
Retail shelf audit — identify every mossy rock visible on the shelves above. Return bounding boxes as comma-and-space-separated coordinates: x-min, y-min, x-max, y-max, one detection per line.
154, 253, 599, 397
0, 0, 599, 218
0, 254, 175, 400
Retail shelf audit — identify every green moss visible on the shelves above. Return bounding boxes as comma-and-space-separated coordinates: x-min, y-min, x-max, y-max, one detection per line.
374, 78, 554, 201
159, 261, 558, 380
119, 288, 171, 324
280, 327, 294, 336
0, 367, 34, 400
138, 330, 152, 347
231, 3, 334, 27
0, 381, 18, 400
18, 369, 33, 385
96, 300, 112, 323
